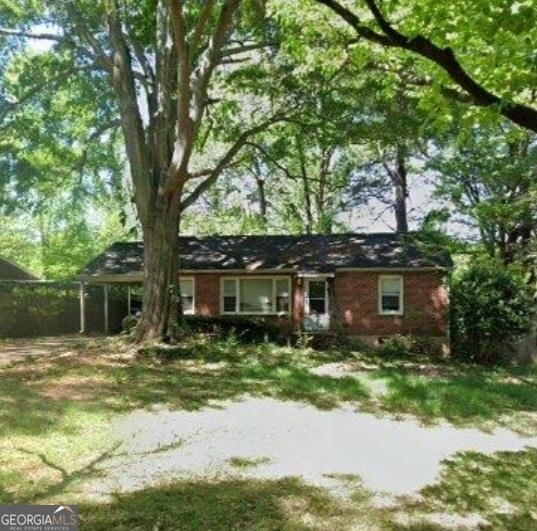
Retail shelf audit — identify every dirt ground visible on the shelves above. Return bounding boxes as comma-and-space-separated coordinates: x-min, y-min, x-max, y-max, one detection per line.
0, 335, 92, 365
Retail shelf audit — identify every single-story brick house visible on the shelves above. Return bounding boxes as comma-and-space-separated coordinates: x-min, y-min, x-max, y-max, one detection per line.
79, 233, 452, 347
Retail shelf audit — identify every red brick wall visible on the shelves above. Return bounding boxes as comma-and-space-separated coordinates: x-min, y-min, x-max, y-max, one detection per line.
334, 271, 448, 337
192, 273, 296, 331
190, 270, 448, 338
194, 273, 220, 316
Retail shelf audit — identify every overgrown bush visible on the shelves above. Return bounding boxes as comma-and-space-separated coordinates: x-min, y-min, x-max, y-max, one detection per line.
183, 315, 283, 344
376, 334, 445, 360
0, 281, 79, 337
121, 314, 138, 334
378, 334, 415, 359
450, 258, 534, 365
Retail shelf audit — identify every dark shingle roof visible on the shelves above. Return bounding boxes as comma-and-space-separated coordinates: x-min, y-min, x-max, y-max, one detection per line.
0, 257, 38, 280
79, 233, 452, 279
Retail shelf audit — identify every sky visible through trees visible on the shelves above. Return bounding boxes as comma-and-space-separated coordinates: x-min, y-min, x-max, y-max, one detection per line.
0, 0, 535, 339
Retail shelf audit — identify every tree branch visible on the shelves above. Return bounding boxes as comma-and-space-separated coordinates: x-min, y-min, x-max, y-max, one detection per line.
189, 168, 214, 179
221, 42, 271, 57
181, 115, 283, 210
0, 27, 62, 41
190, 0, 240, 134
129, 35, 155, 87
314, 0, 392, 46
315, 0, 537, 132
151, 0, 177, 183
65, 3, 112, 72
169, 0, 194, 181
106, 1, 152, 223
190, 0, 215, 60
246, 141, 298, 182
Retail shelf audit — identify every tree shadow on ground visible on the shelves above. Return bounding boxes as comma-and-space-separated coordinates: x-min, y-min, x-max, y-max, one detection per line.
387, 447, 537, 531
78, 477, 361, 531
0, 445, 119, 504
75, 448, 537, 531
369, 366, 537, 430
2, 336, 537, 438
0, 338, 369, 438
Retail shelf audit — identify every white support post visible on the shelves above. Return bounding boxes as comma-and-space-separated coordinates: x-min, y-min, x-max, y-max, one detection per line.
79, 281, 86, 333
104, 284, 109, 334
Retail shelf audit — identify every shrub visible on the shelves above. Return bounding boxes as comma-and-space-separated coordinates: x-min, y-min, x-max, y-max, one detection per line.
378, 334, 415, 359
121, 314, 139, 334
182, 315, 283, 344
450, 258, 534, 365
0, 281, 80, 337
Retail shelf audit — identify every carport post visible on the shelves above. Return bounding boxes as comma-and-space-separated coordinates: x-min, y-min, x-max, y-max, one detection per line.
79, 281, 86, 333
104, 284, 109, 334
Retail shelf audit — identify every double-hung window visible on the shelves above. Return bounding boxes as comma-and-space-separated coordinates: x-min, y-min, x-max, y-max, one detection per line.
378, 276, 403, 315
179, 278, 195, 315
222, 277, 290, 314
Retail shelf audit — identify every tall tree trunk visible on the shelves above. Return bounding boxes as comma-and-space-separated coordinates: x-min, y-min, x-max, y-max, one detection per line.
103, 0, 245, 343
316, 147, 334, 234
392, 143, 409, 233
296, 136, 313, 233
135, 189, 181, 342
257, 176, 268, 224
253, 159, 268, 224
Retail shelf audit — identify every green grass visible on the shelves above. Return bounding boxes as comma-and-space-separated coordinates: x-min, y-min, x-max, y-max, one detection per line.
382, 447, 537, 531
419, 447, 537, 530
365, 363, 537, 432
0, 335, 536, 529
77, 477, 369, 531
228, 455, 272, 468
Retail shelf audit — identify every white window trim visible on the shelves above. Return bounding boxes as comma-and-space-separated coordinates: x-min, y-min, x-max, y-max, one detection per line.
220, 276, 291, 316
179, 276, 195, 315
378, 275, 403, 316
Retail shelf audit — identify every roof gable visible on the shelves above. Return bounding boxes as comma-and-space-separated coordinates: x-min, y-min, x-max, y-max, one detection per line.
0, 257, 38, 280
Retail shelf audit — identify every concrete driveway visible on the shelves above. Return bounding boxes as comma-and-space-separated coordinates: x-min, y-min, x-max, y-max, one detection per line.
94, 397, 537, 499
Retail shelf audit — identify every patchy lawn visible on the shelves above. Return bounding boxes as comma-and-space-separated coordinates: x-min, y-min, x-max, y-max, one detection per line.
0, 335, 536, 530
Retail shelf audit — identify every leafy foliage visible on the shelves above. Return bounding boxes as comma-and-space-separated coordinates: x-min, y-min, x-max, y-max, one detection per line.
0, 12, 131, 278
313, 0, 537, 132
450, 257, 535, 364
429, 122, 537, 261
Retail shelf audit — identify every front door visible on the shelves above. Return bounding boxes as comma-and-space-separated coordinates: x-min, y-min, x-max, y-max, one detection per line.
304, 279, 330, 331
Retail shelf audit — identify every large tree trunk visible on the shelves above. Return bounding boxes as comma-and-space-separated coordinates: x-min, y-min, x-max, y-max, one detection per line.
253, 159, 268, 225
296, 136, 313, 233
135, 190, 181, 342
103, 0, 244, 343
392, 143, 409, 233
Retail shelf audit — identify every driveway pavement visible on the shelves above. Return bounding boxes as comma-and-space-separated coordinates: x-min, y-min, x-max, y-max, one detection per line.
91, 397, 537, 499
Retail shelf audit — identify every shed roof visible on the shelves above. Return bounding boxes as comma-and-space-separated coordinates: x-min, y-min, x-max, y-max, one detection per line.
0, 257, 38, 280
79, 233, 452, 281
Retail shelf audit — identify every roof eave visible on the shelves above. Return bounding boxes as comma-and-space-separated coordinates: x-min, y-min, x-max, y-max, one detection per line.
79, 273, 144, 283
336, 265, 451, 272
